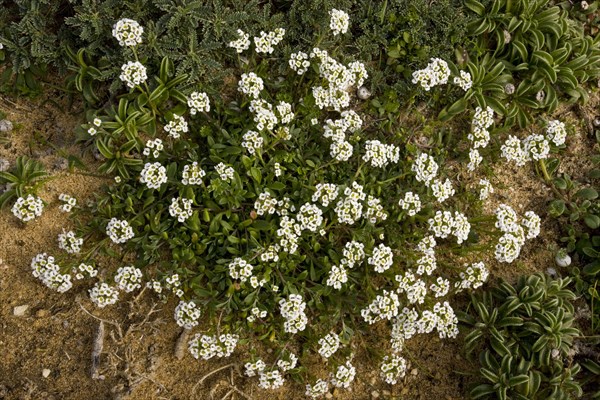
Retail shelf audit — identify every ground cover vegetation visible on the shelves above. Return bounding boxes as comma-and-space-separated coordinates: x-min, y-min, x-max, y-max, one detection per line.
0, 0, 599, 398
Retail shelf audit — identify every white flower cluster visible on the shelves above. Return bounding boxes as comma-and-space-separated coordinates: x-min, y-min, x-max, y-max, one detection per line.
58, 231, 83, 254
365, 195, 388, 224
380, 355, 407, 384
362, 140, 400, 168
455, 262, 489, 291
334, 181, 366, 224
276, 101, 294, 124
417, 235, 437, 255
89, 282, 119, 308
106, 218, 134, 244
329, 9, 350, 36
247, 306, 268, 322
87, 118, 101, 135
181, 162, 206, 185
411, 58, 450, 91
31, 253, 72, 293
112, 19, 143, 47
432, 301, 459, 338
310, 48, 367, 111
114, 265, 143, 292
164, 114, 188, 139
120, 61, 147, 88
501, 133, 550, 166
72, 263, 97, 280
368, 243, 394, 273
242, 130, 264, 155
392, 307, 419, 342
398, 192, 421, 216
274, 162, 283, 177
361, 290, 400, 324
289, 51, 310, 74
254, 28, 285, 54
254, 191, 278, 215
453, 70, 472, 91
228, 29, 251, 53
467, 148, 483, 172
189, 333, 239, 360
249, 99, 278, 130
415, 254, 437, 276
245, 359, 266, 377
140, 162, 168, 189
174, 300, 202, 329
312, 183, 339, 207
260, 244, 280, 263
296, 202, 324, 232
412, 153, 439, 185
330, 361, 356, 388
342, 241, 365, 268
228, 258, 253, 282
187, 91, 210, 114
330, 140, 353, 161
479, 178, 494, 200
279, 294, 308, 334
215, 162, 235, 181
396, 270, 427, 304
238, 72, 264, 98
58, 193, 77, 212
428, 210, 471, 244
469, 106, 494, 149
430, 178, 455, 203
12, 194, 44, 222
142, 138, 163, 158
258, 370, 285, 390
169, 197, 193, 222
494, 204, 540, 263
430, 277, 450, 298
277, 215, 301, 254
318, 332, 340, 358
326, 264, 348, 289
546, 119, 567, 146
277, 352, 298, 372
306, 379, 329, 398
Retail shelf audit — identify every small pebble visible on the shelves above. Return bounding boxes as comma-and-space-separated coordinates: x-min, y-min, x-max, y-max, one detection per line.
382, 390, 391, 396
42, 369, 51, 378
371, 390, 380, 399
13, 305, 29, 316
0, 120, 13, 132
325, 393, 333, 399
411, 368, 419, 376
36, 309, 49, 318
0, 158, 9, 172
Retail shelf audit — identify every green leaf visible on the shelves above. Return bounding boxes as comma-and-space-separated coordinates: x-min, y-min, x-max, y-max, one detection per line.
584, 215, 600, 229
464, 0, 486, 15
249, 167, 261, 184
576, 188, 598, 200
252, 220, 272, 231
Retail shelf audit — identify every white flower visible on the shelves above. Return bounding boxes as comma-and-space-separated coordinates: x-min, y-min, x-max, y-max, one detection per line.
522, 211, 541, 239
119, 61, 147, 88
467, 148, 482, 172
326, 264, 348, 289
455, 262, 489, 291
189, 333, 239, 360
318, 332, 340, 358
228, 29, 251, 53
89, 282, 119, 308
93, 118, 102, 127
31, 253, 72, 293
453, 70, 472, 91
306, 379, 329, 398
495, 233, 522, 263
112, 19, 143, 47
330, 140, 353, 161
312, 183, 339, 207
289, 51, 310, 75
174, 300, 201, 329
330, 361, 356, 388
361, 290, 400, 324
142, 138, 163, 158
106, 218, 134, 244
241, 130, 264, 155
140, 162, 168, 189
169, 197, 193, 222
239, 72, 264, 99
398, 192, 421, 216
452, 211, 471, 244
296, 202, 324, 232
245, 359, 266, 377
368, 243, 394, 273
501, 135, 528, 166
279, 294, 308, 334
12, 195, 44, 222
329, 9, 350, 36
187, 92, 210, 114
215, 162, 235, 181
258, 370, 285, 390
114, 265, 143, 292
253, 28, 285, 54
58, 231, 83, 254
412, 58, 450, 90
164, 114, 188, 139
182, 162, 206, 185
380, 355, 407, 384
277, 352, 298, 372
58, 193, 77, 213
412, 153, 438, 185
362, 140, 400, 168
431, 178, 455, 203
72, 262, 97, 280
342, 241, 365, 267
523, 134, 549, 160
88, 127, 97, 136
428, 210, 454, 239
546, 120, 567, 146
495, 204, 519, 233
479, 179, 494, 200
228, 258, 253, 283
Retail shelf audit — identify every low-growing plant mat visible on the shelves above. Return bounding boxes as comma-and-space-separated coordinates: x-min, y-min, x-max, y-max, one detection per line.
0, 87, 599, 399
